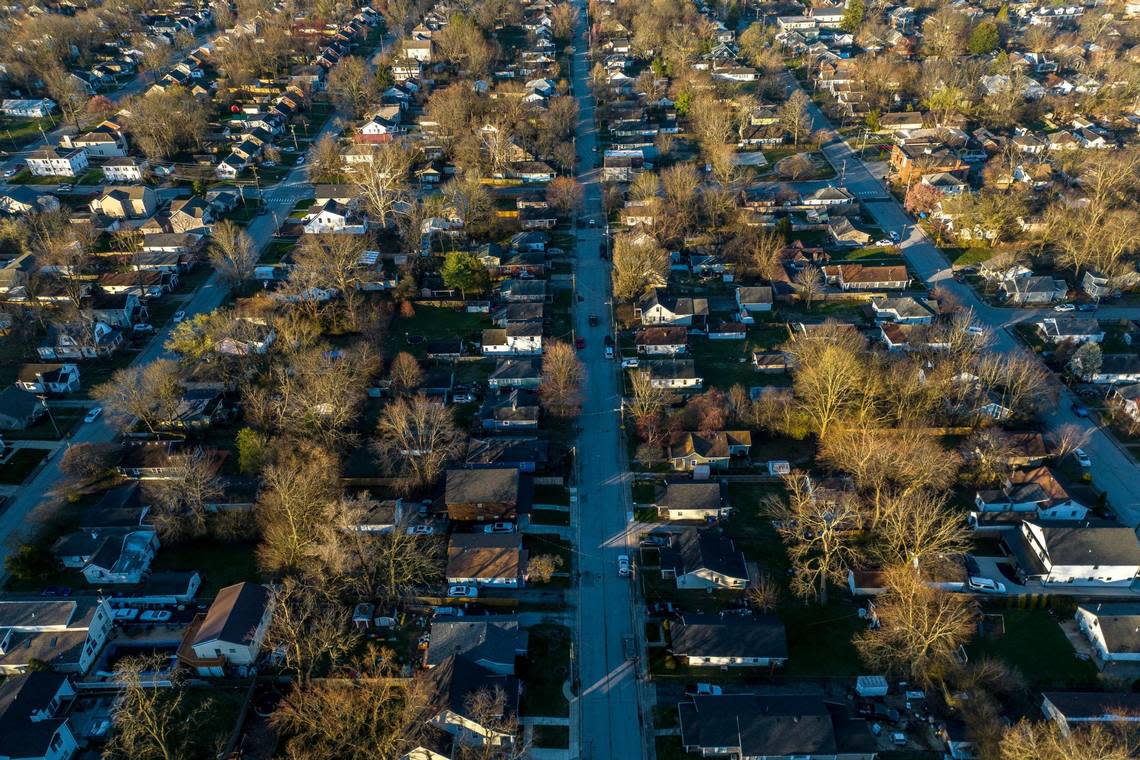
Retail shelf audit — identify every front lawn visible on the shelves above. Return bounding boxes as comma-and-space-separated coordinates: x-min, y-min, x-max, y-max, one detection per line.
966, 609, 1098, 687
389, 305, 491, 359
534, 484, 571, 505
14, 409, 84, 440
0, 448, 49, 485
532, 725, 570, 749
518, 624, 571, 717
530, 509, 571, 526
780, 602, 867, 677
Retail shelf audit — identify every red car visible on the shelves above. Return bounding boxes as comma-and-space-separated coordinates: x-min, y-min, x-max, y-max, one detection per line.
575, 337, 585, 350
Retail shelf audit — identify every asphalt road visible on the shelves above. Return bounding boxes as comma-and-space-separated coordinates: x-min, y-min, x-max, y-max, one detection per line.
785, 75, 1140, 527
570, 8, 646, 760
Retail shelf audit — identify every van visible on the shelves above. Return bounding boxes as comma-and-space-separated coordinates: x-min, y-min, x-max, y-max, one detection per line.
604, 335, 614, 359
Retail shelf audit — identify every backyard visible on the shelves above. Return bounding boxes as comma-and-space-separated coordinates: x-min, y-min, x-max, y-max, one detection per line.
518, 624, 572, 717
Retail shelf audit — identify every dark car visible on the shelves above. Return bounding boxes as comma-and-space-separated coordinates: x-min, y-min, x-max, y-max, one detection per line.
575, 337, 585, 350
588, 314, 599, 327
1072, 402, 1090, 418
40, 586, 72, 598
1077, 303, 1098, 312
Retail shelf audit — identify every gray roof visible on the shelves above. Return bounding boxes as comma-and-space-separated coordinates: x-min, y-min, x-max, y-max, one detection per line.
1078, 604, 1140, 654
0, 672, 70, 759
445, 468, 520, 505
662, 529, 748, 581
679, 694, 837, 756
193, 582, 270, 648
670, 614, 788, 659
657, 482, 724, 512
1033, 521, 1140, 566
1042, 691, 1140, 721
426, 617, 527, 669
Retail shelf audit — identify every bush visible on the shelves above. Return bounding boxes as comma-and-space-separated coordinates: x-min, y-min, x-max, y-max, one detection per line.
235, 428, 268, 476
58, 442, 120, 481
5, 543, 60, 582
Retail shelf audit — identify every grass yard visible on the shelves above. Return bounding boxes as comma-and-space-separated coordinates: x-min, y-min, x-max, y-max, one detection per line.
0, 116, 54, 149
532, 725, 570, 749
655, 735, 696, 760
689, 325, 790, 391
389, 305, 490, 360
523, 534, 572, 571
178, 687, 246, 758
149, 539, 261, 596
518, 624, 571, 717
15, 408, 84, 440
534, 483, 571, 505
780, 602, 867, 677
945, 246, 996, 268
260, 238, 296, 264
0, 448, 48, 485
966, 609, 1098, 687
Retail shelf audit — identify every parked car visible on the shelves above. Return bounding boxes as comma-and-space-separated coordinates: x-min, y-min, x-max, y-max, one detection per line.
617, 554, 630, 577
56, 183, 72, 193
1074, 448, 1092, 468
131, 323, 155, 335
1072, 402, 1090, 418
140, 610, 172, 622
39, 586, 71, 597
452, 392, 476, 403
296, 155, 305, 165
447, 584, 478, 599
407, 525, 434, 536
1053, 303, 1076, 312
621, 357, 639, 368
967, 577, 1006, 594
483, 522, 515, 534
113, 608, 139, 621
684, 683, 723, 696
604, 335, 614, 359
1077, 303, 1098, 312
575, 337, 585, 350
84, 407, 103, 423
646, 602, 677, 616
889, 230, 900, 243
588, 314, 599, 327
172, 310, 186, 324
2, 168, 15, 178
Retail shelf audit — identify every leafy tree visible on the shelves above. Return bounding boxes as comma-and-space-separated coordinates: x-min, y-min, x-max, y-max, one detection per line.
1068, 342, 1102, 380
968, 20, 1000, 55
236, 427, 269, 476
841, 0, 865, 33
5, 544, 60, 583
440, 251, 489, 298
528, 553, 565, 583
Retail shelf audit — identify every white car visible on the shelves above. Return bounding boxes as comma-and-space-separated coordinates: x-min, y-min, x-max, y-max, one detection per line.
84, 407, 103, 423
1074, 448, 1091, 468
483, 522, 515, 534
968, 577, 1006, 593
685, 683, 723, 696
1053, 303, 1076, 312
131, 323, 155, 334
617, 554, 630, 577
139, 610, 172, 622
296, 155, 305, 165
407, 525, 434, 536
113, 608, 139, 621
172, 311, 186, 324
2, 168, 15, 178
447, 584, 478, 599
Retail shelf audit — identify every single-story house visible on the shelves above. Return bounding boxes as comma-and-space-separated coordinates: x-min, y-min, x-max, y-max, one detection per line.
182, 582, 273, 677
661, 529, 750, 590
654, 481, 730, 520
668, 614, 788, 668
446, 534, 528, 588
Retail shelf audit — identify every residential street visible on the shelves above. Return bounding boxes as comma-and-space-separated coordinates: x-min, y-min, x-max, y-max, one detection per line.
570, 6, 646, 760
786, 75, 1140, 528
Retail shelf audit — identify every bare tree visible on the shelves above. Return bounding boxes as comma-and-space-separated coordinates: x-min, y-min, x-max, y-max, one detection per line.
872, 490, 970, 572
628, 369, 669, 446
106, 655, 199, 760
793, 264, 822, 311
149, 448, 224, 542
779, 90, 812, 149
290, 235, 372, 329
59, 442, 120, 482
92, 359, 183, 434
528, 553, 565, 584
388, 351, 423, 394
539, 340, 584, 418
1049, 423, 1092, 462
457, 686, 523, 760
351, 143, 414, 229
612, 233, 668, 301
782, 322, 866, 440
746, 572, 780, 613
255, 445, 339, 573
209, 220, 257, 285
766, 471, 864, 605
308, 133, 344, 183
855, 565, 976, 684
374, 394, 465, 490
999, 717, 1140, 760
264, 576, 362, 683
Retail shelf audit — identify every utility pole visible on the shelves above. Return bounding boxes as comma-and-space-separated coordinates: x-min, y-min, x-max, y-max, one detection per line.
290, 124, 298, 150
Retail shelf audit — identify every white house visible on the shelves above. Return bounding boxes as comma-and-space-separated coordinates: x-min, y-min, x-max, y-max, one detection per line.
669, 615, 787, 667
1006, 520, 1140, 587
303, 199, 368, 234
0, 672, 80, 760
1075, 604, 1140, 667
446, 534, 527, 588
101, 157, 148, 183
481, 324, 543, 356
661, 529, 750, 590
186, 582, 273, 676
1, 98, 55, 118
25, 147, 88, 178
0, 598, 114, 675
653, 482, 730, 521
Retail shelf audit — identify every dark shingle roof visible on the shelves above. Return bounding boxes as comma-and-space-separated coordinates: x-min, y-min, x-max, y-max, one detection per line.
193, 582, 270, 648
670, 614, 788, 659
679, 694, 836, 756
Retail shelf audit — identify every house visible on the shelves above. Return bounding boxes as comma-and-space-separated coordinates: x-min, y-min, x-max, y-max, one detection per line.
466, 437, 548, 473
446, 534, 528, 588
37, 321, 122, 361
638, 360, 702, 390
0, 598, 114, 674
402, 38, 433, 61
803, 186, 853, 206
974, 467, 1088, 521
85, 291, 141, 329
1, 98, 55, 118
0, 671, 79, 760
1004, 520, 1140, 587
425, 618, 527, 674
752, 351, 789, 372
25, 147, 88, 178
661, 529, 750, 590
635, 326, 689, 356
15, 364, 79, 395
168, 197, 214, 234
708, 322, 746, 340
1041, 692, 1140, 737
869, 297, 936, 324
823, 263, 911, 290
735, 286, 773, 314
679, 693, 869, 760
303, 199, 367, 234
1001, 274, 1067, 304
89, 186, 157, 219
65, 129, 127, 158
669, 615, 788, 668
1037, 317, 1104, 344
99, 270, 172, 298
880, 322, 948, 352
1110, 384, 1140, 422
1090, 355, 1140, 385
102, 157, 148, 183
444, 468, 524, 522
498, 279, 546, 304
51, 527, 159, 585
425, 655, 518, 748
669, 431, 752, 471
481, 323, 542, 356
182, 582, 273, 676
488, 358, 542, 390
654, 482, 730, 521
890, 143, 968, 184
0, 187, 60, 216
162, 387, 229, 430
1075, 604, 1140, 667
481, 389, 540, 430
636, 290, 709, 326
0, 386, 46, 430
